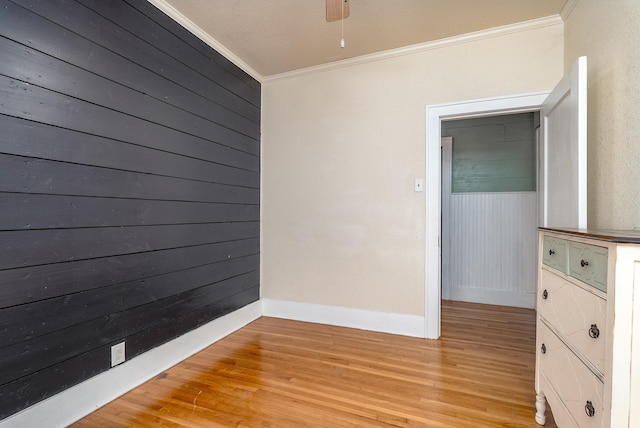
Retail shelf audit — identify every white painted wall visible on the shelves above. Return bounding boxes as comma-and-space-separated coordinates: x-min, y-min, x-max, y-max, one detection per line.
261, 20, 564, 317
563, 0, 640, 229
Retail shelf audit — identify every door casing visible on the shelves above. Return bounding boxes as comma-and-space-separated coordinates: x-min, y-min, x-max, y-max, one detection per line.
424, 92, 550, 339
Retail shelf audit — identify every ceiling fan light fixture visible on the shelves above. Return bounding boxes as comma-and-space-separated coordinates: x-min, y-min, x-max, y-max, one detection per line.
326, 0, 349, 22
327, 0, 349, 49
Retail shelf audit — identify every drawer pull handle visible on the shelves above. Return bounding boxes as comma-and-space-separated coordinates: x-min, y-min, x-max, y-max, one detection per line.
542, 289, 548, 300
589, 324, 600, 339
581, 259, 589, 267
548, 249, 555, 256
541, 343, 546, 354
585, 400, 595, 417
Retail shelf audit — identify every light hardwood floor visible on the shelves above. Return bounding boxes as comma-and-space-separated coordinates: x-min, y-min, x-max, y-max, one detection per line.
73, 300, 557, 427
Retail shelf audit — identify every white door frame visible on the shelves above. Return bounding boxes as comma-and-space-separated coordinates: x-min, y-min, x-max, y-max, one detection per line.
440, 136, 453, 302
424, 92, 550, 339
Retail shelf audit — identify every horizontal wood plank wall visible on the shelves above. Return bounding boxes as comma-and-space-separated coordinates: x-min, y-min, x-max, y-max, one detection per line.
0, 0, 261, 420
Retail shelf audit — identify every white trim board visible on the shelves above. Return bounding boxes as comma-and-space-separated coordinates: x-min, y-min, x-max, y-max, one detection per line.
2, 299, 425, 427
424, 92, 550, 339
0, 301, 262, 428
147, 0, 262, 82
145, 3, 561, 84
262, 299, 425, 338
264, 16, 562, 82
448, 288, 536, 309
560, 0, 580, 20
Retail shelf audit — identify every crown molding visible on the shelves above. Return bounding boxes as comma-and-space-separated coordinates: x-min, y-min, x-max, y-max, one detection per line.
560, 0, 580, 21
147, 0, 263, 83
147, 2, 563, 85
264, 15, 563, 83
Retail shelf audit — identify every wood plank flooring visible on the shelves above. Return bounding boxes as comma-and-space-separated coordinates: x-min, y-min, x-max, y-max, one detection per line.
72, 301, 557, 427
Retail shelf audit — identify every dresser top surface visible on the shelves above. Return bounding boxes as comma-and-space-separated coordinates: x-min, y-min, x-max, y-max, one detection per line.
539, 227, 640, 244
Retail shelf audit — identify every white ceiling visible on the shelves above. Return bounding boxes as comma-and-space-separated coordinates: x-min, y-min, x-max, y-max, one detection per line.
162, 0, 568, 77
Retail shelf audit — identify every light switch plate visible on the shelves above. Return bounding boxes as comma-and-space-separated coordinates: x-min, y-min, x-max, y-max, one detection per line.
414, 178, 424, 192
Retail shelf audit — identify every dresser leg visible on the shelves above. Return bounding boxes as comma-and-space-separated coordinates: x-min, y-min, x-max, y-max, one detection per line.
535, 392, 546, 425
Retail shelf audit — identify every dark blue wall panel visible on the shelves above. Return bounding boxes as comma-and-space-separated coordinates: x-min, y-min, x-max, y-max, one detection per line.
0, 0, 260, 420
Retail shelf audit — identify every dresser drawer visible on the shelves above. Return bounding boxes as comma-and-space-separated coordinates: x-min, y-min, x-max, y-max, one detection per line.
569, 241, 608, 292
538, 269, 607, 374
538, 372, 579, 428
538, 323, 604, 428
542, 235, 568, 273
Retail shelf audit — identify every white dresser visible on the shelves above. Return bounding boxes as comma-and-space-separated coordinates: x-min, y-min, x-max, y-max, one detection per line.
535, 228, 640, 428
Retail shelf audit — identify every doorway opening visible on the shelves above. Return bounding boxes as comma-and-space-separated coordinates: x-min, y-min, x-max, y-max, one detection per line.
441, 112, 539, 309
424, 92, 550, 339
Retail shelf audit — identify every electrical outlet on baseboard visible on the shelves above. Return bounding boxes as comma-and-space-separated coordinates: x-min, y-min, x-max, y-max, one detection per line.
111, 341, 126, 367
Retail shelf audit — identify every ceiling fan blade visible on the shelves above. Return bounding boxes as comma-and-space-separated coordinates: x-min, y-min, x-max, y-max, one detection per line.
326, 0, 349, 22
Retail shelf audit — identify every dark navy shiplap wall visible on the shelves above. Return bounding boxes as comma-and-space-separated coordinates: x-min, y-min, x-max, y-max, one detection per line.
0, 0, 260, 420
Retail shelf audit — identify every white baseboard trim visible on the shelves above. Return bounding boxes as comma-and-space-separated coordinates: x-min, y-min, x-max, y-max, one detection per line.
448, 287, 536, 309
3, 299, 427, 427
0, 301, 262, 428
262, 298, 425, 338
